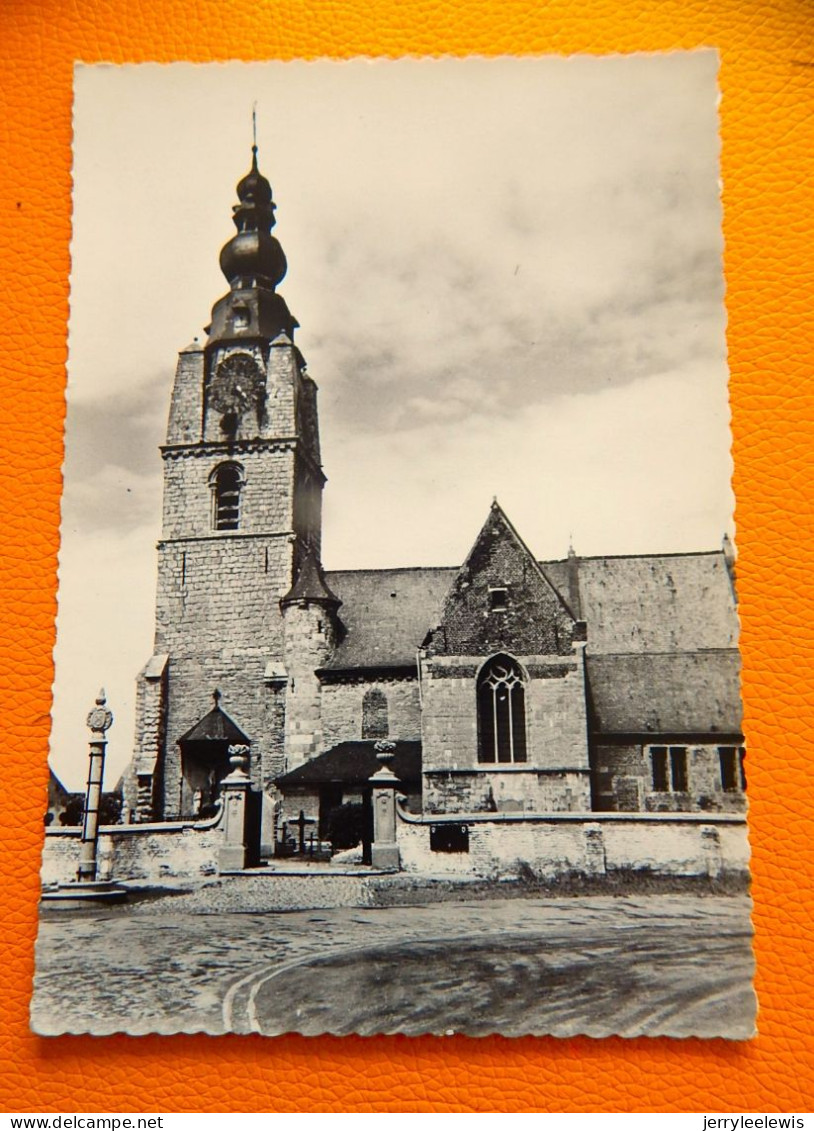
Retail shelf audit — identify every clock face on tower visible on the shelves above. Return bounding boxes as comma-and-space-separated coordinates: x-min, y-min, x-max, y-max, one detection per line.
210, 352, 265, 415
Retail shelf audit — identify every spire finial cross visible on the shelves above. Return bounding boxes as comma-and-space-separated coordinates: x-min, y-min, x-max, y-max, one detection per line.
252, 102, 258, 164
213, 688, 222, 708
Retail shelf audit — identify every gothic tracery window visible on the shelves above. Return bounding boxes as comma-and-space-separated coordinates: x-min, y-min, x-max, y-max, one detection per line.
477, 655, 527, 764
211, 462, 244, 531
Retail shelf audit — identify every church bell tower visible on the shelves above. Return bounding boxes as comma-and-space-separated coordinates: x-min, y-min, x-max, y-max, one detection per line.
129, 148, 330, 822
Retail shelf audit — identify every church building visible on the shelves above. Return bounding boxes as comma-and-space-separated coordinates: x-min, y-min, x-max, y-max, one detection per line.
124, 150, 745, 858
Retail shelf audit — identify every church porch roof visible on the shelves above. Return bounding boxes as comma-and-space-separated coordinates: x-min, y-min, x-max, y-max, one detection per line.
275, 740, 422, 787
177, 700, 251, 745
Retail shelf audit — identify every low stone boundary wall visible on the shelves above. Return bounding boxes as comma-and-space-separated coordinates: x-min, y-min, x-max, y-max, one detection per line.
41, 812, 223, 886
41, 804, 750, 891
395, 807, 749, 879
602, 817, 749, 876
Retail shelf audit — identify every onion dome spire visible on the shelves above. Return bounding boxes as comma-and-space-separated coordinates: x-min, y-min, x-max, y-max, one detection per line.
207, 145, 298, 345
218, 146, 287, 289
236, 145, 272, 205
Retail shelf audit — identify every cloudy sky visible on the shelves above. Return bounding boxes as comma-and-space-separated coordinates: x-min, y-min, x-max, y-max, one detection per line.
52, 54, 732, 790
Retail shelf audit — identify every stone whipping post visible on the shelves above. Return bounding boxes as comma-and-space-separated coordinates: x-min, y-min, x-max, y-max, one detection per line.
219, 745, 252, 872
369, 740, 401, 871
41, 689, 127, 907
78, 690, 114, 882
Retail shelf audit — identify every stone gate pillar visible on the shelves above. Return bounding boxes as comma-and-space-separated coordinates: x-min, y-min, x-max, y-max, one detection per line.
219, 745, 253, 872
369, 741, 401, 871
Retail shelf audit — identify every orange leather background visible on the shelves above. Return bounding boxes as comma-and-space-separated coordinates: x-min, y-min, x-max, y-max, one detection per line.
2, 0, 813, 1114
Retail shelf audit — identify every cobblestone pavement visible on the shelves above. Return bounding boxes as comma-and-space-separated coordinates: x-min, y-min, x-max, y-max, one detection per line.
31, 893, 754, 1039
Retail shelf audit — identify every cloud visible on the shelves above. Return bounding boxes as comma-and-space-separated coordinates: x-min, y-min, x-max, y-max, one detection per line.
61, 368, 169, 531
70, 54, 724, 448
322, 358, 733, 570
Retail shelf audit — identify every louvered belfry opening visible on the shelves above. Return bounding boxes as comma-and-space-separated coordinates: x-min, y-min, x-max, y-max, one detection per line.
213, 462, 243, 530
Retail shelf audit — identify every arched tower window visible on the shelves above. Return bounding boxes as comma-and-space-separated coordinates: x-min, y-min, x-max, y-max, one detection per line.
210, 462, 244, 531
477, 655, 527, 764
362, 688, 389, 739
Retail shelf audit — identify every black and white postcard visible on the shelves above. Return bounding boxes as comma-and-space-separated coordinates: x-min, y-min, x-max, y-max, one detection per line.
33, 54, 754, 1039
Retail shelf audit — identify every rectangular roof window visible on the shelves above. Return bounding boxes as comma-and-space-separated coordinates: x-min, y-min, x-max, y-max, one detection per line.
489, 586, 508, 612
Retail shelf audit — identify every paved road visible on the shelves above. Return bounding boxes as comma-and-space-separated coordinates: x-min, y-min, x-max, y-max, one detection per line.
32, 894, 755, 1039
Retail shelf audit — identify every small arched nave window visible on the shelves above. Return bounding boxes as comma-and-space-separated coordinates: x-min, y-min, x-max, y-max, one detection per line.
362, 688, 389, 739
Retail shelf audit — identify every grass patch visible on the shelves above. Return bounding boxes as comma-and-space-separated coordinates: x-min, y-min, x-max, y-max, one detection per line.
368, 867, 750, 906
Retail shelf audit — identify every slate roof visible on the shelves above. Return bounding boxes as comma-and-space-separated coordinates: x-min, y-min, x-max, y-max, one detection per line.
543, 552, 738, 655
324, 551, 737, 670
177, 705, 251, 744
585, 651, 742, 734
47, 768, 79, 808
323, 567, 454, 670
275, 741, 422, 786
282, 550, 341, 607
323, 550, 741, 736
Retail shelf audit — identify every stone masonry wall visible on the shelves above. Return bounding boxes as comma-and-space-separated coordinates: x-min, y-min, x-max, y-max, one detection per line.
39, 833, 84, 886
126, 654, 168, 821
165, 346, 205, 446
201, 339, 300, 446
154, 528, 293, 817
602, 818, 750, 874
423, 770, 592, 814
261, 685, 287, 784
321, 678, 421, 747
592, 742, 645, 811
152, 333, 322, 817
282, 603, 334, 767
420, 652, 590, 812
161, 653, 277, 818
593, 741, 748, 814
41, 823, 222, 886
39, 811, 749, 888
155, 532, 291, 657
397, 816, 590, 878
396, 810, 750, 879
160, 446, 296, 541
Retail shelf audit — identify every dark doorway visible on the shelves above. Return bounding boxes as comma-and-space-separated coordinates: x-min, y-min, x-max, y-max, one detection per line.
321, 788, 373, 863
176, 692, 253, 818
274, 740, 422, 863
179, 739, 233, 816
